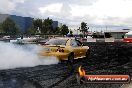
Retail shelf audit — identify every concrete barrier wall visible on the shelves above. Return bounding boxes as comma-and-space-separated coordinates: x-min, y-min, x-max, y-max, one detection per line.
81, 38, 123, 42
87, 38, 96, 42
105, 38, 115, 42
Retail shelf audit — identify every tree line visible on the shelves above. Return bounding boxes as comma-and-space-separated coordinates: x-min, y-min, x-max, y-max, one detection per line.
0, 16, 90, 37
0, 17, 20, 35
26, 17, 69, 35
0, 17, 69, 36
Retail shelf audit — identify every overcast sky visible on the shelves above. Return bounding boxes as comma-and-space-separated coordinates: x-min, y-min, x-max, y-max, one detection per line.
0, 0, 132, 31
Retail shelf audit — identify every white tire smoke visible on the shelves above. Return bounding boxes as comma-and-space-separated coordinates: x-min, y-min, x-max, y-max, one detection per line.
0, 42, 59, 70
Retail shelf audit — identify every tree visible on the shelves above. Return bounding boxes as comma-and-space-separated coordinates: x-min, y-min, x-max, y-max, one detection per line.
53, 27, 61, 35
92, 32, 104, 38
33, 18, 42, 29
105, 33, 112, 38
32, 17, 55, 34
42, 17, 53, 34
70, 30, 73, 35
26, 25, 36, 34
92, 32, 98, 38
33, 18, 42, 34
60, 24, 69, 36
80, 22, 89, 37
2, 17, 20, 35
0, 23, 3, 33
69, 30, 73, 37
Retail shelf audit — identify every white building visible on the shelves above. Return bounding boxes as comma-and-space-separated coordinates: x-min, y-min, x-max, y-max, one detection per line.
104, 29, 130, 39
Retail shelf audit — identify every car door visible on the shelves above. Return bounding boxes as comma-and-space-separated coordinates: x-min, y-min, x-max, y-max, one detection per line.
70, 39, 84, 58
76, 40, 87, 56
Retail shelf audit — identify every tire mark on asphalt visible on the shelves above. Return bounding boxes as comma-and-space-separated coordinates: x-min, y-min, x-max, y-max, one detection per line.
48, 64, 75, 88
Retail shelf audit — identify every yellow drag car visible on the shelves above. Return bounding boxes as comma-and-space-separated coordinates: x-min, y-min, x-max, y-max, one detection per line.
40, 37, 90, 63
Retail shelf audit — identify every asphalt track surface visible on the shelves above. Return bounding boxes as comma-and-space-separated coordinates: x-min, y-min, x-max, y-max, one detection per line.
0, 42, 132, 88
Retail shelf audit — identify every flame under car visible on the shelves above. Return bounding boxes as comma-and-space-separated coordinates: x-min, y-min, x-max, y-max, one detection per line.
39, 38, 90, 63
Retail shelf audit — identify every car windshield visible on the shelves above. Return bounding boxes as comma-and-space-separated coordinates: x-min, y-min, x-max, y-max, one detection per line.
45, 38, 67, 45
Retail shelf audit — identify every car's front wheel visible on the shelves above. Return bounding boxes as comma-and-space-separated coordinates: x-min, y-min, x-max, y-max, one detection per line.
68, 53, 74, 63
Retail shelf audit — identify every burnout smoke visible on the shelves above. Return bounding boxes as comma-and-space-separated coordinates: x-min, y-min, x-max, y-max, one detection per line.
0, 42, 59, 70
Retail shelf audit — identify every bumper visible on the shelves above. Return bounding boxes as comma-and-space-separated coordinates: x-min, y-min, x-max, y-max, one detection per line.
39, 52, 69, 60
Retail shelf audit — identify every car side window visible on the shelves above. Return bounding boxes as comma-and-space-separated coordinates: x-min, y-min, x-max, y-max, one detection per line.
70, 39, 82, 47
76, 40, 82, 46
70, 39, 78, 47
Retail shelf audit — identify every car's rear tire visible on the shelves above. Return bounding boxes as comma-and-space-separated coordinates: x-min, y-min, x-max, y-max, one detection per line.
68, 53, 74, 63
86, 49, 90, 58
